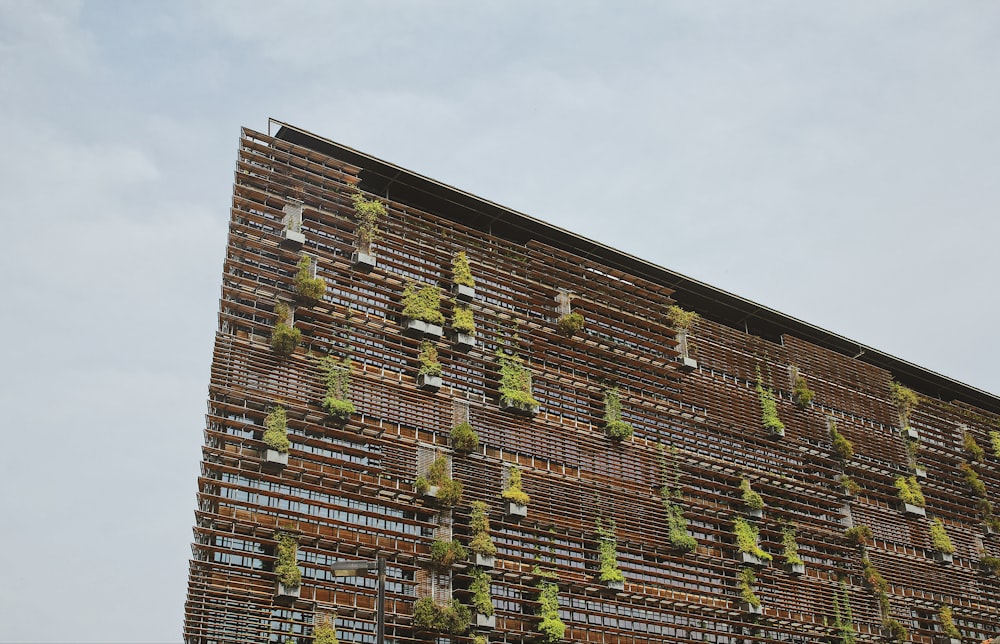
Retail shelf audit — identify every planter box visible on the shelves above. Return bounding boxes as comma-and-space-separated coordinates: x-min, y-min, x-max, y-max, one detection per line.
936, 639, 962, 644
454, 284, 475, 302
281, 229, 305, 247
454, 333, 476, 351
417, 373, 442, 391
769, 426, 785, 438
742, 602, 762, 616
275, 581, 300, 603
747, 508, 763, 520
474, 612, 495, 630
351, 250, 376, 272
422, 485, 440, 500
678, 357, 698, 372
901, 503, 926, 517
404, 319, 443, 339
902, 427, 920, 441
424, 323, 443, 338
741, 552, 766, 567
933, 551, 954, 564
263, 449, 289, 470
500, 399, 539, 417
913, 466, 927, 479
505, 500, 527, 519
604, 579, 624, 591
473, 553, 496, 569
785, 562, 805, 575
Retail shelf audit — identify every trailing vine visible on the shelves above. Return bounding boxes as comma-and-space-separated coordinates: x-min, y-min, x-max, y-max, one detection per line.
929, 518, 955, 554
738, 567, 760, 607
293, 254, 325, 303
414, 454, 462, 507
740, 478, 764, 511
496, 349, 539, 410
756, 366, 785, 435
271, 302, 301, 356
895, 475, 925, 507
782, 525, 803, 567
263, 405, 290, 453
734, 518, 771, 561
321, 356, 355, 421
274, 532, 302, 589
536, 578, 566, 643
791, 371, 814, 408
829, 419, 854, 461
501, 465, 530, 507
351, 193, 384, 252
469, 568, 494, 617
657, 445, 697, 552
452, 251, 475, 288
832, 580, 856, 644
604, 387, 634, 441
468, 501, 496, 557
596, 519, 625, 583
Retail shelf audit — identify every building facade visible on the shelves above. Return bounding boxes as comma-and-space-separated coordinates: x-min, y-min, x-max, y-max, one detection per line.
184, 121, 1000, 644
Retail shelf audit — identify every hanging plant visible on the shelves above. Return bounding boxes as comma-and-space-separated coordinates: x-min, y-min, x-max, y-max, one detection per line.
453, 305, 476, 335
414, 455, 463, 507
402, 282, 445, 325
832, 580, 856, 644
939, 605, 961, 640
882, 618, 908, 642
450, 421, 479, 454
964, 430, 986, 463
666, 305, 699, 332
496, 349, 539, 413
468, 501, 497, 557
843, 525, 873, 548
452, 251, 475, 288
739, 567, 760, 607
603, 387, 634, 441
274, 532, 302, 589
430, 538, 467, 569
412, 597, 470, 634
889, 380, 919, 428
271, 302, 301, 356
740, 479, 764, 511
929, 518, 955, 554
838, 475, 861, 498
501, 465, 530, 507
829, 419, 854, 461
961, 462, 987, 497
263, 405, 291, 453
991, 430, 1000, 459
734, 518, 771, 561
556, 311, 585, 337
469, 568, 494, 617
417, 341, 442, 377
782, 525, 803, 567
351, 193, 384, 253
657, 445, 697, 552
313, 618, 339, 644
293, 254, 325, 303
536, 579, 566, 643
791, 371, 815, 408
756, 366, 785, 436
321, 356, 355, 421
895, 475, 926, 507
596, 519, 625, 583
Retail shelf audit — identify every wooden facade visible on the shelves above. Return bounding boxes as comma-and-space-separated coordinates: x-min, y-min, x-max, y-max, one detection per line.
184, 122, 1000, 644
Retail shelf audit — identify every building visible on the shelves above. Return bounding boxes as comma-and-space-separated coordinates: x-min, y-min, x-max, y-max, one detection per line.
184, 120, 1000, 644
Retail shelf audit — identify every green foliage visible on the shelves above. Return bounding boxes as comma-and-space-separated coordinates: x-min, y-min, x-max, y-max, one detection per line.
430, 538, 467, 569
452, 251, 475, 288
843, 525, 873, 547
470, 568, 494, 617
293, 255, 325, 303
450, 421, 479, 454
263, 405, 291, 453
882, 618, 908, 642
895, 475, 925, 507
829, 420, 854, 461
832, 580, 856, 644
756, 367, 785, 435
981, 555, 1000, 575
734, 518, 771, 561
739, 567, 760, 607
666, 305, 699, 332
939, 605, 961, 639
412, 597, 470, 634
452, 305, 475, 335
351, 193, 384, 249
274, 532, 301, 588
861, 555, 888, 594
471, 636, 487, 644
501, 465, 530, 506
657, 445, 697, 552
468, 501, 497, 557
991, 430, 1000, 459
792, 372, 814, 408
416, 455, 463, 507
839, 476, 861, 497
986, 515, 1000, 533
782, 525, 803, 567
417, 341, 442, 377
496, 349, 539, 410
965, 431, 986, 463
536, 580, 566, 643
271, 302, 301, 356
929, 518, 955, 554
556, 312, 585, 337
313, 620, 338, 644
321, 357, 354, 421
596, 519, 625, 583
889, 380, 919, 424
603, 387, 633, 441
402, 282, 445, 325
740, 478, 764, 511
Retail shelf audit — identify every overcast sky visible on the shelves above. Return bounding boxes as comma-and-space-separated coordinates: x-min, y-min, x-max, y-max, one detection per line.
1, 1, 999, 642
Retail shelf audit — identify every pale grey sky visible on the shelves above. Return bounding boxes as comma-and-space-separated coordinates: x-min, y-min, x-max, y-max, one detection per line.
1, 1, 998, 641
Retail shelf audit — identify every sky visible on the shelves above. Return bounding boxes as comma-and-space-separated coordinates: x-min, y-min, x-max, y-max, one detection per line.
1, 1, 998, 642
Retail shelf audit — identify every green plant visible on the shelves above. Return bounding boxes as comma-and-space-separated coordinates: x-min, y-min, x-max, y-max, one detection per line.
430, 538, 467, 569
274, 532, 301, 588
740, 478, 764, 511
321, 356, 355, 421
657, 445, 697, 552
839, 476, 861, 497
452, 305, 475, 335
843, 525, 873, 547
470, 568, 494, 616
981, 555, 1000, 575
895, 475, 925, 507
832, 580, 856, 644
496, 349, 539, 410
596, 519, 625, 583
313, 620, 338, 644
468, 501, 497, 557
861, 555, 888, 594
452, 251, 475, 288
792, 372, 814, 408
889, 380, 919, 426
603, 387, 633, 441
536, 579, 566, 643
991, 430, 1000, 459
293, 255, 325, 303
417, 341, 442, 377
412, 597, 470, 634
666, 305, 699, 332
271, 302, 301, 356
556, 311, 585, 337
756, 367, 785, 435
734, 518, 772, 561
415, 455, 463, 507
450, 421, 479, 454
263, 405, 291, 453
882, 618, 908, 642
739, 566, 760, 607
471, 636, 487, 644
351, 193, 384, 250
401, 281, 444, 325
829, 420, 854, 461
782, 525, 803, 567
501, 465, 530, 506
939, 605, 961, 639
929, 518, 955, 554
986, 515, 1000, 533
965, 430, 986, 463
